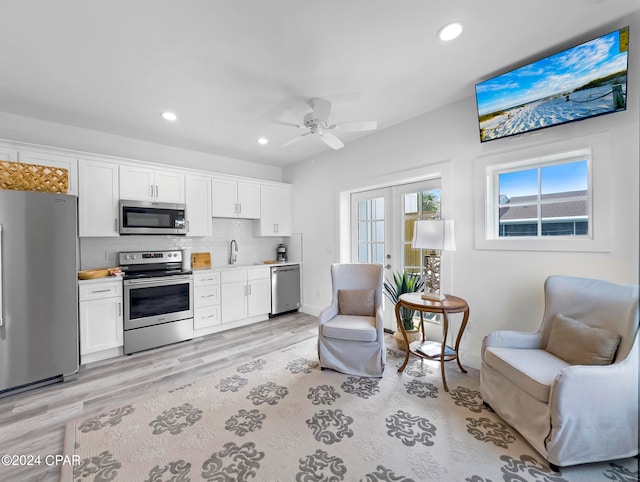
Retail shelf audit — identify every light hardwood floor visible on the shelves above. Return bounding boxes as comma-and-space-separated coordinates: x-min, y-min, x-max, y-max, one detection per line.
0, 312, 318, 482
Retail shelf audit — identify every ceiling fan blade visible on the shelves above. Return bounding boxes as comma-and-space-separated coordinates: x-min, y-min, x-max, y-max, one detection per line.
310, 97, 332, 122
281, 131, 310, 147
333, 120, 378, 132
319, 131, 344, 150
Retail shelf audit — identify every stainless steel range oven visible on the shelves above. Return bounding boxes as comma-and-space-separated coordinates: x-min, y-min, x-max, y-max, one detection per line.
120, 250, 193, 355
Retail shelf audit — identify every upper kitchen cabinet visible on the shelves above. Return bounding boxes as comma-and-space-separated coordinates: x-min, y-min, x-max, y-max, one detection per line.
18, 150, 78, 195
119, 165, 185, 203
211, 177, 260, 219
78, 159, 119, 237
0, 147, 18, 161
185, 174, 212, 236
257, 184, 292, 236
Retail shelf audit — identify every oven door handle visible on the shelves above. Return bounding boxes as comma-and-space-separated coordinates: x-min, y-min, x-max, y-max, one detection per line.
125, 275, 193, 286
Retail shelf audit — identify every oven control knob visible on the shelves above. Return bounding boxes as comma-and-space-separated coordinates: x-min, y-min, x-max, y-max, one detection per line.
132, 254, 137, 259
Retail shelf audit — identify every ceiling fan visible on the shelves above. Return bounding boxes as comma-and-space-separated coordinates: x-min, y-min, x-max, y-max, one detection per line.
281, 97, 377, 150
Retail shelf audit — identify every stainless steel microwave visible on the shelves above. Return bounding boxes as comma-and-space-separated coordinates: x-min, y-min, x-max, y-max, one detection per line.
119, 200, 187, 235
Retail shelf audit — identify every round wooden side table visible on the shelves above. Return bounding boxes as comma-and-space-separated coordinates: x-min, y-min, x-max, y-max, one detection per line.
395, 292, 470, 392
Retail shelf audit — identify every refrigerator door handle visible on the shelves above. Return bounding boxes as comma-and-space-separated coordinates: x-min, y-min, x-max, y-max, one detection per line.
0, 224, 3, 327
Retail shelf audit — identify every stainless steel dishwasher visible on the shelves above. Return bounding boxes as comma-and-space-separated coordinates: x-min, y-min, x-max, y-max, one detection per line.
270, 264, 301, 316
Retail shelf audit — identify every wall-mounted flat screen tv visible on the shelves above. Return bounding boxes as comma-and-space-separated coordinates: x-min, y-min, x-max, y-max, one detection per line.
475, 26, 628, 143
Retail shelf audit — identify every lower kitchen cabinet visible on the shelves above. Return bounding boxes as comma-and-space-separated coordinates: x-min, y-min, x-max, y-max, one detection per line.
193, 270, 221, 332
78, 278, 123, 364
221, 266, 271, 323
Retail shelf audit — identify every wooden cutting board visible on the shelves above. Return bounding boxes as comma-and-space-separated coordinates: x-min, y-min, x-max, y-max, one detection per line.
191, 252, 211, 269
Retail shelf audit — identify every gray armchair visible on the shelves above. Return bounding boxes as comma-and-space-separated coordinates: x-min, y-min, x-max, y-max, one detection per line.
318, 263, 385, 377
480, 275, 639, 470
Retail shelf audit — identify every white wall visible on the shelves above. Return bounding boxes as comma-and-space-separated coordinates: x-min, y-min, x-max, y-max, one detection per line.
285, 17, 639, 368
0, 111, 282, 181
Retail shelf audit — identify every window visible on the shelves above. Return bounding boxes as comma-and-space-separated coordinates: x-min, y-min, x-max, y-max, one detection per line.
496, 159, 589, 238
473, 132, 613, 252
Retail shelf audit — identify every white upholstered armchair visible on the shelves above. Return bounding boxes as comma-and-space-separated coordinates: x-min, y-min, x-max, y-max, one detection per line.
317, 263, 385, 377
480, 275, 639, 470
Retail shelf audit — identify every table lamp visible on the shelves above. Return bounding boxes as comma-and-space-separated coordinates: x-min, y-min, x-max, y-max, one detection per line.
412, 219, 455, 301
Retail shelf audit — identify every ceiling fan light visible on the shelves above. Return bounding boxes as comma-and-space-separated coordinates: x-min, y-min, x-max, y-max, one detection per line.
161, 111, 177, 121
438, 22, 463, 41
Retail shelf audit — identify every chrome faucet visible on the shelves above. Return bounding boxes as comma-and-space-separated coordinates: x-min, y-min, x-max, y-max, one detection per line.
229, 239, 238, 264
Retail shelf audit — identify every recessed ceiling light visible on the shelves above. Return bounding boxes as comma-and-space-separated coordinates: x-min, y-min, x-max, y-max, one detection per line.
438, 22, 463, 41
162, 112, 177, 121
257, 137, 269, 145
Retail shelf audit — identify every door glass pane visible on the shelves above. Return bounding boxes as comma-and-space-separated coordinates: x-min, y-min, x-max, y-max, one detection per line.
354, 196, 384, 264
358, 244, 368, 263
373, 244, 384, 264
358, 221, 369, 242
402, 189, 441, 274
372, 220, 384, 241
372, 198, 384, 219
358, 200, 368, 220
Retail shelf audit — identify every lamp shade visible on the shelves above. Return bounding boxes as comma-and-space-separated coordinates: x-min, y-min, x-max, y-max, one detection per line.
412, 219, 456, 251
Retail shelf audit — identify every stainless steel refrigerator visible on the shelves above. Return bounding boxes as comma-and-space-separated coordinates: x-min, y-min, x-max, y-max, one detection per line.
0, 190, 79, 395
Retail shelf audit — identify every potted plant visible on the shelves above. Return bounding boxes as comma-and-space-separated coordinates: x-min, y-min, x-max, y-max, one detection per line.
383, 270, 424, 351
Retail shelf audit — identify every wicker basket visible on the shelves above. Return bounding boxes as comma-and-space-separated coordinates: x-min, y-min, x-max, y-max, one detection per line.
0, 160, 69, 193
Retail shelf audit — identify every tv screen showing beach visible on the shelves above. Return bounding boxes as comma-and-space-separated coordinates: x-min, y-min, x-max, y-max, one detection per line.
475, 27, 628, 142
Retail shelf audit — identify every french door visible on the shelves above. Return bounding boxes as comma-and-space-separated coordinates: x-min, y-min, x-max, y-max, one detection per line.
351, 179, 441, 331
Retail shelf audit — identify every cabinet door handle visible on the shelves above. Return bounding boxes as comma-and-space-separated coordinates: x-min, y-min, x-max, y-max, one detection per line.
155, 185, 159, 198
118, 302, 122, 316
150, 184, 154, 197
248, 284, 252, 296
238, 203, 242, 214
91, 289, 112, 294
115, 218, 118, 232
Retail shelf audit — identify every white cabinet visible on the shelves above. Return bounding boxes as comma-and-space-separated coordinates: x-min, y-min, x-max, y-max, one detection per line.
18, 150, 78, 195
212, 177, 260, 219
221, 266, 271, 323
185, 175, 212, 236
257, 184, 292, 236
78, 159, 119, 237
193, 270, 221, 331
221, 269, 248, 322
119, 165, 185, 203
78, 278, 123, 364
247, 267, 272, 316
0, 147, 18, 161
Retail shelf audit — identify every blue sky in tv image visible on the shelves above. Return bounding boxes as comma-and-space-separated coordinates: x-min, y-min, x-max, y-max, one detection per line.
475, 27, 628, 142
476, 28, 628, 115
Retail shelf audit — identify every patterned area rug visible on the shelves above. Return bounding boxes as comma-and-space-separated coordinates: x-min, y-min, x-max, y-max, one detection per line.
62, 339, 638, 481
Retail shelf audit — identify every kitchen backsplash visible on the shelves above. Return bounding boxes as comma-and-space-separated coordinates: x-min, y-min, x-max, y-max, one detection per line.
80, 218, 286, 270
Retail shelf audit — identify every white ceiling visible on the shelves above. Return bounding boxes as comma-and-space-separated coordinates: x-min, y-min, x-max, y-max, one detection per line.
0, 1, 637, 168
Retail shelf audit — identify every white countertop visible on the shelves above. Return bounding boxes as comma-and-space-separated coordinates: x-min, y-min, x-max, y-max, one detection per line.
195, 261, 300, 271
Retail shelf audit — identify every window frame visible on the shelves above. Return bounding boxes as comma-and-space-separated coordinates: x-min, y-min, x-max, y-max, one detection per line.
493, 154, 591, 239
474, 132, 612, 252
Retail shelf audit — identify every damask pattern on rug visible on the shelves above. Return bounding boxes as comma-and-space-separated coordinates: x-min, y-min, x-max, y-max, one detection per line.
66, 343, 640, 482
